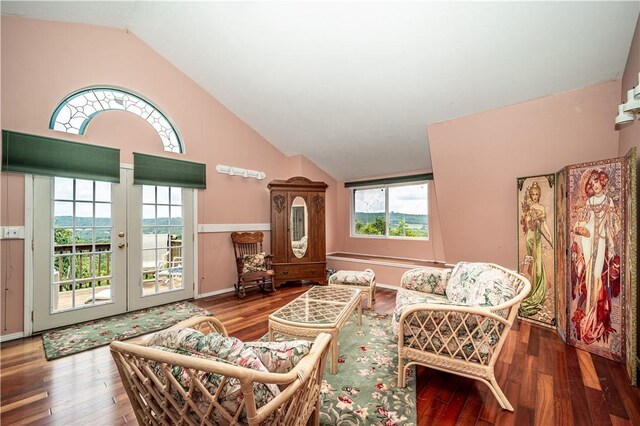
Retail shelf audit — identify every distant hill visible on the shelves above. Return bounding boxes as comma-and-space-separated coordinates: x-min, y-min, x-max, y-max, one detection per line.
354, 212, 428, 228
54, 216, 183, 237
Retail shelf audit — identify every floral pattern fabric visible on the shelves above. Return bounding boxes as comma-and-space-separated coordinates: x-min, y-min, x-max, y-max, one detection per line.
328, 269, 375, 287
242, 252, 267, 273
446, 262, 515, 307
245, 340, 312, 374
391, 289, 453, 336
148, 327, 280, 422
400, 267, 451, 294
42, 301, 209, 360
318, 312, 416, 425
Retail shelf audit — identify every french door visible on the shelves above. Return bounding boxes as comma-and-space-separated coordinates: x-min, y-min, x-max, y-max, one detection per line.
32, 168, 194, 332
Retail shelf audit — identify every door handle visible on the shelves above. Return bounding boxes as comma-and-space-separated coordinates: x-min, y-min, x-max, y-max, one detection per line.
118, 242, 126, 249
118, 231, 125, 237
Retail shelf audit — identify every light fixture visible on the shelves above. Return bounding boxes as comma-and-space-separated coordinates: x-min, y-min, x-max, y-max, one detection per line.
215, 164, 266, 180
622, 89, 640, 113
615, 104, 635, 126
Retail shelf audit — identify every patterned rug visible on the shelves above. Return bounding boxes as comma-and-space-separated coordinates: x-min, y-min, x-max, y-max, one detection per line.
42, 301, 209, 360
270, 311, 416, 425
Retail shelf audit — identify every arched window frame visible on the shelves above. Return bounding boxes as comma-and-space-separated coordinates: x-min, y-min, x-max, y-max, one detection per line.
49, 86, 183, 153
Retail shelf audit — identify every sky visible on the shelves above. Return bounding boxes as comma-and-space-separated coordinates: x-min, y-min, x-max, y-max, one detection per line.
354, 183, 428, 214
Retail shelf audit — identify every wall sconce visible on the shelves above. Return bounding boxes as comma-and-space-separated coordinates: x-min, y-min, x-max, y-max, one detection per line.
616, 72, 640, 127
216, 164, 266, 180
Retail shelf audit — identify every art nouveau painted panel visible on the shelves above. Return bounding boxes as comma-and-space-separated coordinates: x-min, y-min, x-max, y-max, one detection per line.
517, 174, 556, 327
623, 148, 637, 384
567, 158, 625, 362
555, 169, 568, 341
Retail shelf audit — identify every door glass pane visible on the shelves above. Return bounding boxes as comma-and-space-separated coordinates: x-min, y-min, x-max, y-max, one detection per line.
52, 177, 113, 312
141, 185, 184, 295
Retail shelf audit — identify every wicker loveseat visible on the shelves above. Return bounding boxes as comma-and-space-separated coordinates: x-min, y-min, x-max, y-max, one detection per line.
392, 262, 531, 411
110, 316, 331, 425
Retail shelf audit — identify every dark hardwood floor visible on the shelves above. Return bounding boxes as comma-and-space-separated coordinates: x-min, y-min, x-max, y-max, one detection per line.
2, 283, 640, 425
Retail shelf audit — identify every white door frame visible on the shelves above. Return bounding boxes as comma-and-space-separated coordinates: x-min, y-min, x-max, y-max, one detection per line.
23, 165, 200, 336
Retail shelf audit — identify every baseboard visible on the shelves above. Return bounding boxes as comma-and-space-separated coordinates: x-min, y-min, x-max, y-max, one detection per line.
195, 286, 236, 299
375, 282, 400, 291
1, 332, 24, 342
327, 254, 452, 270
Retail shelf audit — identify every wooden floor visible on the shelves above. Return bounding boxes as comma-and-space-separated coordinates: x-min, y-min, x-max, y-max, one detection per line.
2, 283, 640, 425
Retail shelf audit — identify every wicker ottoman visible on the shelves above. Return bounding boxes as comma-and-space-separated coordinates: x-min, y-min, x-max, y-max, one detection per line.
328, 269, 376, 309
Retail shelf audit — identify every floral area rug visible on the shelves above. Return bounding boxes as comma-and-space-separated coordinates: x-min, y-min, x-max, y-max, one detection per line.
269, 311, 416, 425
42, 301, 209, 360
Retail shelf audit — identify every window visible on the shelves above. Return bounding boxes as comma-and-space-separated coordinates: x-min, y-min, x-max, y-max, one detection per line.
352, 182, 428, 239
50, 87, 183, 153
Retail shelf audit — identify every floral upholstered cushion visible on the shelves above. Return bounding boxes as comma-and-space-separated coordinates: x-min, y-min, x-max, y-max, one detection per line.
148, 328, 280, 421
445, 262, 515, 307
391, 288, 452, 336
242, 252, 267, 273
245, 340, 312, 374
328, 269, 375, 286
400, 267, 451, 294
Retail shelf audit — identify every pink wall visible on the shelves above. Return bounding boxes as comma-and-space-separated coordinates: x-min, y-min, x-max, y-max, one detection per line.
334, 170, 445, 262
618, 14, 640, 157
287, 155, 339, 253
428, 81, 621, 269
0, 17, 335, 334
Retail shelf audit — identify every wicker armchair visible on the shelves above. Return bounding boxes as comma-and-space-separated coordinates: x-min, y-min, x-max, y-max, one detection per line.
111, 316, 331, 425
393, 263, 530, 411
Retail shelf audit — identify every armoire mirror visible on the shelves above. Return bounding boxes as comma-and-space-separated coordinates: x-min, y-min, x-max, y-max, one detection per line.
290, 196, 308, 258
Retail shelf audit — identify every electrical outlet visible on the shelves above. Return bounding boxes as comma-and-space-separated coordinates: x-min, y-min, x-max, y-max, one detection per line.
1, 226, 25, 239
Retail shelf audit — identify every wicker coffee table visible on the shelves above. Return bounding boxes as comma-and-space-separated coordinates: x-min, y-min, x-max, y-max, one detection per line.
268, 286, 362, 374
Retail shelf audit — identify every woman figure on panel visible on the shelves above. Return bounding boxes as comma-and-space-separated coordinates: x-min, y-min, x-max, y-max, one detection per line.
571, 169, 621, 344
519, 181, 553, 317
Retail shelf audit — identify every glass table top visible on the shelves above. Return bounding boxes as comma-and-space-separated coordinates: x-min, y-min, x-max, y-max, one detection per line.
269, 286, 361, 325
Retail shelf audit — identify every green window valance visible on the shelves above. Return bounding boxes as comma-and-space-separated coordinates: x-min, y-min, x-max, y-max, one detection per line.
344, 173, 433, 188
2, 130, 120, 182
133, 152, 206, 189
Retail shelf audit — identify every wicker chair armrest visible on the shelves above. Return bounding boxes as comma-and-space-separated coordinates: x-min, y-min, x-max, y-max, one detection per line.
397, 303, 512, 367
168, 315, 229, 337
399, 303, 510, 326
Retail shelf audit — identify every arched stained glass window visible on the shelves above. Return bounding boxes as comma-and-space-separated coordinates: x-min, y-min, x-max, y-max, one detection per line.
50, 87, 183, 153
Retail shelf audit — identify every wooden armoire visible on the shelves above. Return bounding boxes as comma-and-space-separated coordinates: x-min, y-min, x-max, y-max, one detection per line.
268, 177, 328, 287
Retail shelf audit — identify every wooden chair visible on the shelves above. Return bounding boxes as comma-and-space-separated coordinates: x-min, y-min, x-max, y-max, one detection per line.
230, 231, 275, 298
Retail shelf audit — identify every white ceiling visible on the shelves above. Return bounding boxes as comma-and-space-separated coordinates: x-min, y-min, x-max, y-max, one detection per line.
2, 1, 639, 181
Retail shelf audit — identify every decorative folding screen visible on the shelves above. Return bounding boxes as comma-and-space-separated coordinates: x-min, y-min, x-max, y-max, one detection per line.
553, 148, 637, 385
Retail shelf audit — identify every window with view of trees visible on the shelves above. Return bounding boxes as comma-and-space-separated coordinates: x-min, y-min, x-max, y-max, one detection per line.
352, 182, 428, 238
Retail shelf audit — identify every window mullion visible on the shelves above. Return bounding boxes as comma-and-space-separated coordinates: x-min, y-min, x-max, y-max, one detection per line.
385, 186, 390, 237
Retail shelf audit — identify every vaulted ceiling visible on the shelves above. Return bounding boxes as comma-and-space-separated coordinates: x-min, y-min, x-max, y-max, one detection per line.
2, 1, 639, 180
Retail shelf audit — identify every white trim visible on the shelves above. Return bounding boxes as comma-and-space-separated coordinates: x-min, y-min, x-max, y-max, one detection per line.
198, 223, 270, 233
23, 175, 33, 337
120, 162, 133, 170
193, 192, 199, 296
195, 286, 236, 299
376, 282, 400, 291
1, 332, 25, 342
327, 254, 449, 270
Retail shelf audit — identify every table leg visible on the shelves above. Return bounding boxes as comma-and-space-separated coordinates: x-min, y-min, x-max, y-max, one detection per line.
330, 330, 337, 375
268, 325, 274, 342
357, 300, 362, 326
